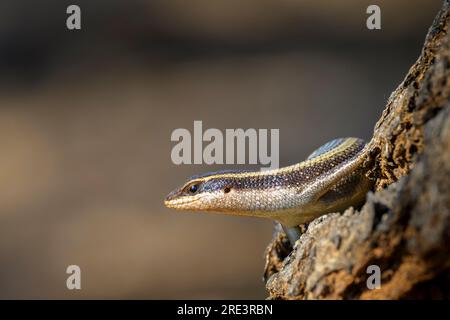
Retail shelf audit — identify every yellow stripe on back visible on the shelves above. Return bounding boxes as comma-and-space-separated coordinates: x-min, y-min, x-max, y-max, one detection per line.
191, 138, 361, 182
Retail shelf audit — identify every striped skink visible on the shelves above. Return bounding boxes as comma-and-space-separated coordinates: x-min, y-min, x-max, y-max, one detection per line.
164, 137, 374, 245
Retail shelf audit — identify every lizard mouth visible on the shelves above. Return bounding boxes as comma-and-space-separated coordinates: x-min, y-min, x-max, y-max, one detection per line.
164, 192, 207, 210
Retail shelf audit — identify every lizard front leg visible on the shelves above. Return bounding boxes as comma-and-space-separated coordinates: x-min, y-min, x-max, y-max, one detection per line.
281, 225, 302, 247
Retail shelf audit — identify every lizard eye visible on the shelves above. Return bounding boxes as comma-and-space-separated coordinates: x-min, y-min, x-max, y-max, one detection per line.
186, 183, 199, 194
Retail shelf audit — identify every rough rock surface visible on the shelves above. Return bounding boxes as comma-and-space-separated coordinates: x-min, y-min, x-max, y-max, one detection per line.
264, 0, 450, 299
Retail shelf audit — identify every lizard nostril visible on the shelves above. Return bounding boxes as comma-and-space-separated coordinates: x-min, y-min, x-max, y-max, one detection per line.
165, 193, 174, 202
224, 187, 231, 194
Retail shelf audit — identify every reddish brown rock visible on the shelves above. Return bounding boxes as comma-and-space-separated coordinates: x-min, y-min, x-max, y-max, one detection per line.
265, 0, 450, 299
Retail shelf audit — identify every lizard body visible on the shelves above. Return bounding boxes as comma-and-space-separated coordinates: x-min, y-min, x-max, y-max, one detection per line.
164, 137, 373, 244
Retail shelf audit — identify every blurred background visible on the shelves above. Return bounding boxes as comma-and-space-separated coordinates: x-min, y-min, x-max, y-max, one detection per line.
0, 0, 443, 298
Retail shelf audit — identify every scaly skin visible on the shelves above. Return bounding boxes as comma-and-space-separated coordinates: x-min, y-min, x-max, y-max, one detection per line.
164, 137, 374, 244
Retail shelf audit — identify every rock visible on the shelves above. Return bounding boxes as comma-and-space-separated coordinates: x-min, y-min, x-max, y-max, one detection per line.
264, 0, 450, 299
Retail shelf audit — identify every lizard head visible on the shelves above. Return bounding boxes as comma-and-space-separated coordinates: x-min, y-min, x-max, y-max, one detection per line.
164, 170, 250, 212
164, 169, 296, 219
164, 172, 238, 212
